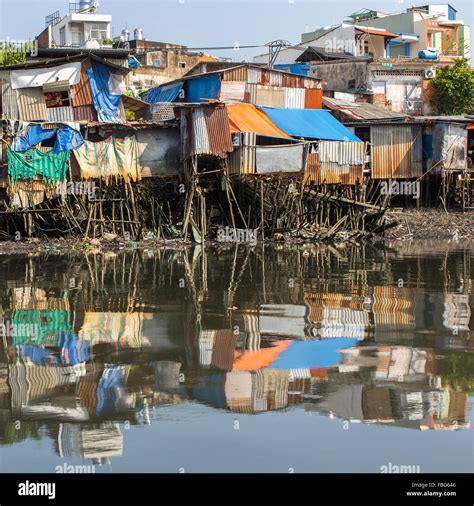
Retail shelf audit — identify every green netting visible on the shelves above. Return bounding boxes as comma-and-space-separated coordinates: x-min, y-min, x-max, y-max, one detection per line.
7, 148, 70, 183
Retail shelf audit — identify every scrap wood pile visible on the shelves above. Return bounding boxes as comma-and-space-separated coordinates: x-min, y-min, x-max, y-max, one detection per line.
233, 175, 396, 242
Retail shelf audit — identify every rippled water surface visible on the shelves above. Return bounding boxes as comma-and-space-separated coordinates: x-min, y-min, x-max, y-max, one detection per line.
0, 241, 473, 473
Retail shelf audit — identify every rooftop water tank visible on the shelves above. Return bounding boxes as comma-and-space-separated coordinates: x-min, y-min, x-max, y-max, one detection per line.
122, 29, 130, 42
79, 1, 92, 12
134, 28, 143, 41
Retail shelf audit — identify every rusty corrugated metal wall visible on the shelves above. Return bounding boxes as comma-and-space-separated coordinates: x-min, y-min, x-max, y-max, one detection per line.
222, 66, 248, 82
371, 125, 422, 179
18, 87, 47, 121
73, 104, 97, 122
0, 72, 19, 120
185, 105, 233, 158
305, 142, 366, 185
203, 106, 233, 156
304, 88, 323, 109
71, 59, 93, 107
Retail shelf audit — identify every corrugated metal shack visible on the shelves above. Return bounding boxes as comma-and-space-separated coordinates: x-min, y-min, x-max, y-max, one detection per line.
0, 55, 133, 124
414, 116, 472, 175
143, 63, 323, 110
227, 103, 367, 184
323, 97, 423, 179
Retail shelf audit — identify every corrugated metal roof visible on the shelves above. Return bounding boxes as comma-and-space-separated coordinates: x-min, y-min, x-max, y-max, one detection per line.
121, 95, 149, 117
323, 97, 408, 121
18, 87, 47, 121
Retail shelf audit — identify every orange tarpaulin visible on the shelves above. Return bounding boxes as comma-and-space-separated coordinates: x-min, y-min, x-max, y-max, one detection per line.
227, 103, 291, 139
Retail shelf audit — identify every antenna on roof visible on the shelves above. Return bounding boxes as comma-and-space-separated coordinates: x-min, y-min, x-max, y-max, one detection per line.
265, 40, 291, 69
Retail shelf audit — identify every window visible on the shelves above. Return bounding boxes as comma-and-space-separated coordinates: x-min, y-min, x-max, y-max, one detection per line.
59, 27, 66, 46
44, 90, 71, 108
89, 23, 107, 42
154, 59, 161, 67
70, 22, 83, 46
43, 82, 71, 108
178, 61, 186, 69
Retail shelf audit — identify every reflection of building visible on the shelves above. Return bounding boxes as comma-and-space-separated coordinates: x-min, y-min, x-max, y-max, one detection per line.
197, 329, 237, 371
304, 291, 369, 340
79, 312, 154, 348
308, 381, 470, 430
58, 422, 123, 459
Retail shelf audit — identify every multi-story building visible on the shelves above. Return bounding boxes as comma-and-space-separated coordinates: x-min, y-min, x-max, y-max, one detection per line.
37, 1, 112, 49
350, 4, 470, 60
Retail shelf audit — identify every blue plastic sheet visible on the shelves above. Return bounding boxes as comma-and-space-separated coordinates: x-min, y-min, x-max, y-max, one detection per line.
11, 124, 85, 154
16, 344, 58, 365
128, 55, 141, 69
269, 338, 359, 370
258, 107, 361, 142
146, 81, 183, 104
57, 333, 90, 366
88, 61, 123, 122
95, 366, 127, 416
274, 63, 310, 76
185, 73, 221, 103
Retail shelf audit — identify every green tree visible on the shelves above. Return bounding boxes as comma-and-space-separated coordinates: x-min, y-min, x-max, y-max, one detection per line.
430, 58, 474, 115
0, 43, 27, 65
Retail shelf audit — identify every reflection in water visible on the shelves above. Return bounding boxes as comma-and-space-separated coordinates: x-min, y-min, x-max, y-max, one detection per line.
0, 242, 472, 472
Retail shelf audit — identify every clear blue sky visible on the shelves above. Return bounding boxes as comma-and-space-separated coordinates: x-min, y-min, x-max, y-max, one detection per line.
0, 0, 472, 62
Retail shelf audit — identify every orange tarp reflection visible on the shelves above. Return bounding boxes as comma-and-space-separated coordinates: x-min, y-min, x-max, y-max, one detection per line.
233, 339, 292, 371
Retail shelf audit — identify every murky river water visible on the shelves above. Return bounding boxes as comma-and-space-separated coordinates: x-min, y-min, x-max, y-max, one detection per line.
0, 241, 472, 473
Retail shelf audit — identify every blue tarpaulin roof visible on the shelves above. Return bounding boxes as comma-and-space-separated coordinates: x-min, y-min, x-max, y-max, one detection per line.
269, 338, 358, 370
259, 107, 361, 142
185, 73, 221, 103
146, 81, 183, 104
